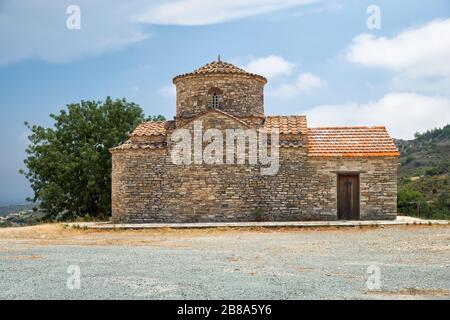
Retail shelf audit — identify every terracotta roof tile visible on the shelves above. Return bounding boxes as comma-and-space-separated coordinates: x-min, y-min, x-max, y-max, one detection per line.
109, 141, 166, 152
307, 126, 400, 157
119, 117, 399, 156
173, 60, 267, 83
264, 116, 307, 135
131, 120, 176, 137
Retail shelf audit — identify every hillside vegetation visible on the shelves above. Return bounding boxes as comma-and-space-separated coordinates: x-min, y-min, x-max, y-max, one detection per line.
395, 125, 450, 219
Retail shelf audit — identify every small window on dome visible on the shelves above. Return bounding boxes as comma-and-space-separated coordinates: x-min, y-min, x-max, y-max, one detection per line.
211, 93, 220, 109
208, 87, 223, 109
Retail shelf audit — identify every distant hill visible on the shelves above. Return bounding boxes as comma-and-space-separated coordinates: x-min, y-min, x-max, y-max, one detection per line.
395, 124, 450, 177
0, 204, 37, 217
0, 203, 46, 228
395, 125, 450, 219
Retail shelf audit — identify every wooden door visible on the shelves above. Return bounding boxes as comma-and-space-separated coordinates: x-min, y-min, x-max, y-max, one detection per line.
337, 174, 360, 220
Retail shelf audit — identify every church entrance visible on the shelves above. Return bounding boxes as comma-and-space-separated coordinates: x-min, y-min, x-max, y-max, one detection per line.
337, 174, 360, 220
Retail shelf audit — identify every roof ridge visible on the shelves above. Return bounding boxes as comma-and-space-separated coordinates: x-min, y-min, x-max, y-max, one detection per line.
266, 115, 306, 118
309, 126, 387, 130
140, 120, 171, 124
173, 60, 267, 83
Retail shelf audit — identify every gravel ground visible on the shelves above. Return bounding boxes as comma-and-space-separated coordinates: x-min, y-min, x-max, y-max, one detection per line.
0, 224, 449, 299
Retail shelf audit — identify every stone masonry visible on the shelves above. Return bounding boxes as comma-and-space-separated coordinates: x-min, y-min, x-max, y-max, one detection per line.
110, 60, 400, 223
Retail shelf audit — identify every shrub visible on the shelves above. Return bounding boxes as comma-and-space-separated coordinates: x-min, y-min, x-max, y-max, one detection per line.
403, 156, 414, 165
251, 208, 267, 222
425, 166, 440, 176
397, 187, 430, 217
430, 193, 450, 219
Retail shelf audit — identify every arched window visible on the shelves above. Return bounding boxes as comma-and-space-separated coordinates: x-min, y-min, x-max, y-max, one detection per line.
211, 93, 219, 109
208, 87, 223, 109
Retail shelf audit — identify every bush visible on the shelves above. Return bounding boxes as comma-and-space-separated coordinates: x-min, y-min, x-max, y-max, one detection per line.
397, 186, 450, 219
430, 193, 450, 219
251, 208, 267, 222
403, 156, 414, 165
425, 166, 440, 176
397, 187, 430, 217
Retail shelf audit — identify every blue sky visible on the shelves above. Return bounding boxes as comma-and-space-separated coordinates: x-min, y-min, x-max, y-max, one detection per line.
1, 0, 450, 205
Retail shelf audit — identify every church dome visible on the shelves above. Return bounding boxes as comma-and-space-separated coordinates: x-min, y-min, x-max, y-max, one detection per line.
173, 60, 267, 84
173, 59, 267, 121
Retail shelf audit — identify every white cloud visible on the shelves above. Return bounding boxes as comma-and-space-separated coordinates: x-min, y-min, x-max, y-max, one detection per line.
305, 92, 450, 139
0, 0, 323, 66
290, 1, 342, 17
0, 1, 150, 66
136, 0, 318, 26
346, 19, 450, 79
272, 72, 325, 97
391, 75, 450, 97
243, 55, 294, 79
159, 84, 176, 97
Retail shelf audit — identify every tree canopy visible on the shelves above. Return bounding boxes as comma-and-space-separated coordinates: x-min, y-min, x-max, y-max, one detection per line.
21, 97, 164, 220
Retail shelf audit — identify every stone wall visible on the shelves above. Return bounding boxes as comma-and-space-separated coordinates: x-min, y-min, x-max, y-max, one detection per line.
175, 74, 265, 122
307, 157, 398, 220
111, 144, 398, 223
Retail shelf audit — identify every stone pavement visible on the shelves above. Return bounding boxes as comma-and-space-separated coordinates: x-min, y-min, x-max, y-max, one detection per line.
67, 216, 449, 230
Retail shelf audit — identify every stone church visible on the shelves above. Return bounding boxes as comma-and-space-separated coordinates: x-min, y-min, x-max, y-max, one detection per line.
110, 60, 400, 223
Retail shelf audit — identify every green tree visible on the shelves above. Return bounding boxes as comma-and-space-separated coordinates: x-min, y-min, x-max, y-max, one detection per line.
397, 186, 430, 218
147, 115, 166, 121
20, 97, 161, 220
430, 193, 450, 219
